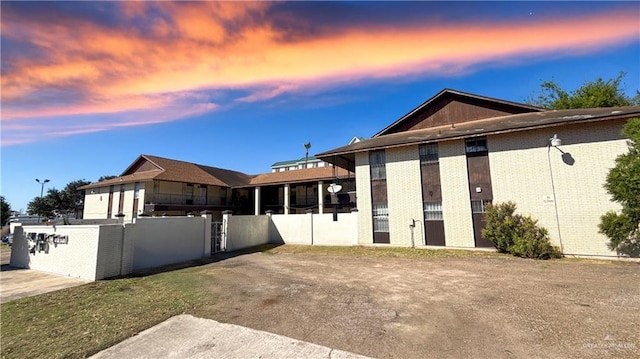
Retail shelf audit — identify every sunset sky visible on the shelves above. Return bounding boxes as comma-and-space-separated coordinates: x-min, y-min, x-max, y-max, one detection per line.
1, 1, 639, 212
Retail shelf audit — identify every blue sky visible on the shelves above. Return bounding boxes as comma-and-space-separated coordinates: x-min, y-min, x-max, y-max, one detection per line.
1, 1, 639, 212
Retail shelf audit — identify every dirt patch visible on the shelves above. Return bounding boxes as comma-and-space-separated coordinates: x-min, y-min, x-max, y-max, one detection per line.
198, 251, 639, 359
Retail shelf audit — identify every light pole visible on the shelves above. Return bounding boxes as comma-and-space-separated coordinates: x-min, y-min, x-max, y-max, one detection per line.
36, 178, 50, 223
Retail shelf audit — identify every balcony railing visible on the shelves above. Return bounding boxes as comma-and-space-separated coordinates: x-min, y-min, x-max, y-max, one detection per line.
147, 193, 225, 206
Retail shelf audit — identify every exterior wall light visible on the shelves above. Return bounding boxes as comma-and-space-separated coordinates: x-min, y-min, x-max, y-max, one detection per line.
550, 134, 562, 147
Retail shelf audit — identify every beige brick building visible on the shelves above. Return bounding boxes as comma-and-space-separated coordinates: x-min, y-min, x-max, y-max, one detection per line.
317, 89, 640, 257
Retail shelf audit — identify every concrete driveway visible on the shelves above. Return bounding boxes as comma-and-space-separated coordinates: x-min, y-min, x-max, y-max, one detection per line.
1, 247, 88, 303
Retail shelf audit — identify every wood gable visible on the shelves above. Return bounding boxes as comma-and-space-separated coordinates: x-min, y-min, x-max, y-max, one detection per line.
374, 89, 542, 136
121, 155, 163, 176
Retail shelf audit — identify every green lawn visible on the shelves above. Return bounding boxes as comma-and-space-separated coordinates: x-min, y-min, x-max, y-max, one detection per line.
1, 264, 219, 359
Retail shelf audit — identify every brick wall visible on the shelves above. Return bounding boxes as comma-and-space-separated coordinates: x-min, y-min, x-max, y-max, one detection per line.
385, 146, 423, 246
439, 140, 475, 247
489, 120, 628, 256
355, 151, 373, 244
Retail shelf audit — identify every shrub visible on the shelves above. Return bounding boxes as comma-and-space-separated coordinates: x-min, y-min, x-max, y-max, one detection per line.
599, 118, 640, 257
482, 202, 562, 259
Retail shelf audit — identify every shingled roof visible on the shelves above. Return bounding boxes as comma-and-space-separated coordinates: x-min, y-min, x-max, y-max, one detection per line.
79, 155, 253, 190
79, 155, 351, 190
243, 166, 352, 187
317, 106, 640, 172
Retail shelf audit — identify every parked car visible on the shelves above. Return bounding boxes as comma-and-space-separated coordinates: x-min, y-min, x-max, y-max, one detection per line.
2, 234, 13, 246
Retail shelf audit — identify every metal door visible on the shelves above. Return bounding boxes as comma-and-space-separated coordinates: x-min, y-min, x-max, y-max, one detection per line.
211, 221, 223, 253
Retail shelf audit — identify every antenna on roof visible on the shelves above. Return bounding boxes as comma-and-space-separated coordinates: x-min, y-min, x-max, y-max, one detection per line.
304, 142, 311, 168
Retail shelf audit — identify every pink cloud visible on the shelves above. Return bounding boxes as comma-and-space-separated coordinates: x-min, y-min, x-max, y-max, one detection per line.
1, 2, 638, 146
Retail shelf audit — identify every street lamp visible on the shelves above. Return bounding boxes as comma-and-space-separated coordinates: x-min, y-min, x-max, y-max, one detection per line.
35, 178, 50, 223
547, 136, 564, 253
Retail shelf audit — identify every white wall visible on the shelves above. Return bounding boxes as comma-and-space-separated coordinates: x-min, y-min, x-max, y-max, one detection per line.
10, 224, 126, 280
385, 146, 424, 247
83, 189, 107, 219
270, 214, 312, 245
223, 212, 358, 250
311, 213, 358, 246
438, 140, 475, 247
355, 151, 373, 244
10, 216, 212, 279
226, 215, 270, 251
489, 120, 628, 256
126, 216, 208, 271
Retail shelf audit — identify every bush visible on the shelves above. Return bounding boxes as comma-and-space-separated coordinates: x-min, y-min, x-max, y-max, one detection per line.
482, 202, 562, 259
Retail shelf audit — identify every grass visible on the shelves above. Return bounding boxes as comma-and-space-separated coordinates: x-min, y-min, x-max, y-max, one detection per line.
262, 243, 508, 259
1, 266, 219, 359
0, 243, 11, 253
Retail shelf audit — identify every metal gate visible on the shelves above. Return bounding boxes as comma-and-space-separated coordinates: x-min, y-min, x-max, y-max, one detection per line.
211, 221, 223, 254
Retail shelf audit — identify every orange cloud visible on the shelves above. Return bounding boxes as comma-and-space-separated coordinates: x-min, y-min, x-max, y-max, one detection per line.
1, 2, 638, 146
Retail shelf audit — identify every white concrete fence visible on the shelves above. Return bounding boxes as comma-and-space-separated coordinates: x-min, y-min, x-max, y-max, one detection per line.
10, 215, 212, 281
9, 211, 358, 281
224, 210, 359, 251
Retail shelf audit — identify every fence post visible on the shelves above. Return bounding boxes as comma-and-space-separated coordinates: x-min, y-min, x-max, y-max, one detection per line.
350, 208, 359, 246
201, 211, 212, 257
222, 210, 232, 252
306, 209, 314, 245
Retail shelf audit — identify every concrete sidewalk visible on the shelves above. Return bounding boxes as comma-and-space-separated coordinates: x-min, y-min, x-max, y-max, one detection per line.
0, 266, 89, 303
91, 314, 371, 359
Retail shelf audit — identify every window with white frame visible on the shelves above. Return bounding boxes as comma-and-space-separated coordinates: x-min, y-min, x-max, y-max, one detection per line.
372, 204, 389, 232
471, 200, 490, 213
424, 201, 443, 220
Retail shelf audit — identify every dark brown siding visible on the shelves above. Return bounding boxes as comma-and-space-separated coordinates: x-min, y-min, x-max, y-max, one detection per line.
371, 180, 388, 203
107, 185, 114, 219
465, 139, 494, 248
466, 155, 494, 200
421, 163, 445, 246
421, 165, 441, 201
118, 185, 125, 214
425, 221, 445, 246
129, 160, 157, 173
390, 98, 531, 134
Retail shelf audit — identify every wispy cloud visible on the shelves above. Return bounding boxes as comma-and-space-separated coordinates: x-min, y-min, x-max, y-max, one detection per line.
1, 1, 638, 145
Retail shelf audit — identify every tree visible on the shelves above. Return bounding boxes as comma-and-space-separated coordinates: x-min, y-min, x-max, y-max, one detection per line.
530, 72, 638, 109
60, 180, 91, 219
599, 118, 640, 257
1, 196, 10, 226
27, 190, 56, 219
98, 175, 117, 182
26, 179, 91, 220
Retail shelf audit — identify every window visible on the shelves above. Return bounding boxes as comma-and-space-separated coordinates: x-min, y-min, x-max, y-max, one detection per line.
419, 143, 439, 164
134, 182, 140, 199
424, 202, 443, 220
465, 137, 488, 154
471, 200, 491, 213
372, 204, 389, 232
369, 150, 386, 180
